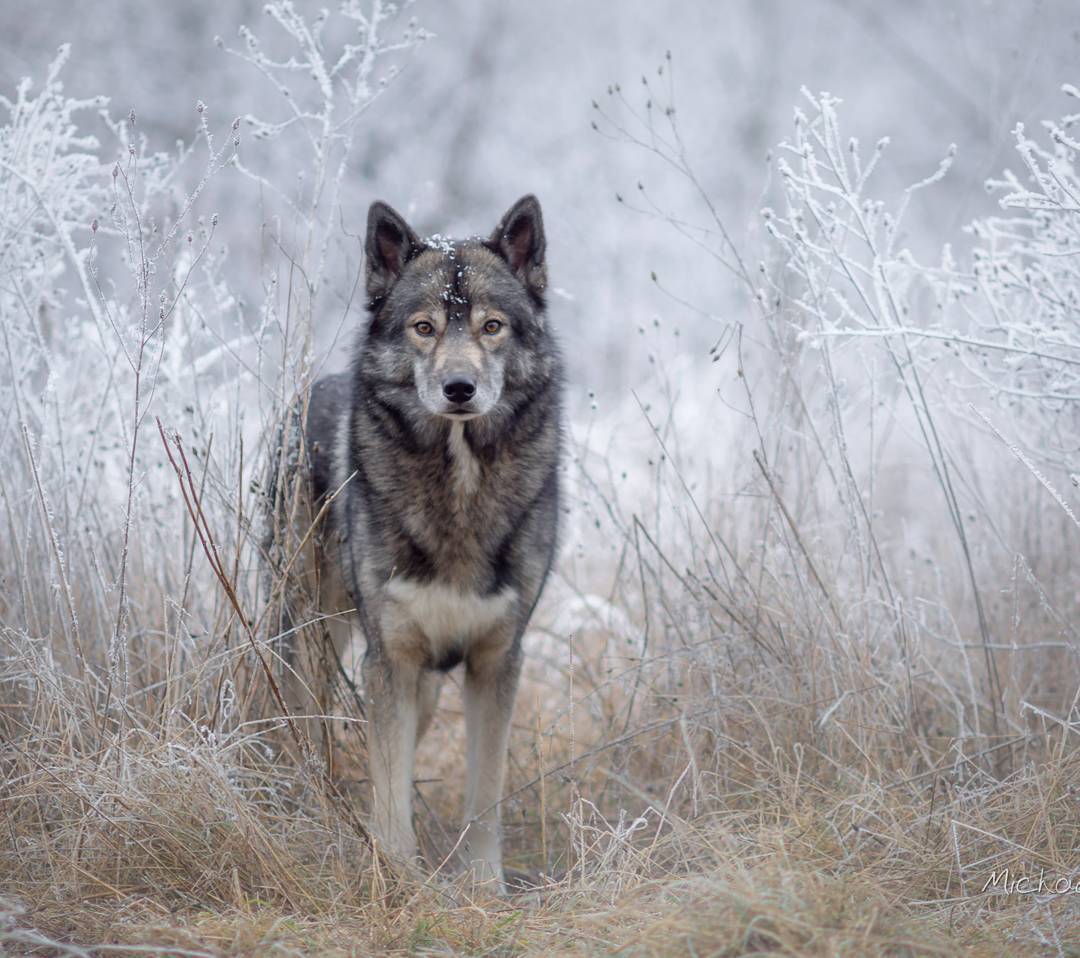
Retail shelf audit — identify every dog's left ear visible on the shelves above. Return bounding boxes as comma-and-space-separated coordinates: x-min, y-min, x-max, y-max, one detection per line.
490, 195, 546, 298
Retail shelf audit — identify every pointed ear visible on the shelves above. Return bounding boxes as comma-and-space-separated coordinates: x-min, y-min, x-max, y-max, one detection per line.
489, 194, 546, 298
365, 201, 420, 302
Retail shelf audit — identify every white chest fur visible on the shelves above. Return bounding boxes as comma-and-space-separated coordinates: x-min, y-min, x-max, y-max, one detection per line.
384, 578, 516, 647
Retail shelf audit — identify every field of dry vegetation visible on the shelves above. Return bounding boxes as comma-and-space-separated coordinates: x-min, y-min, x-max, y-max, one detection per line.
2, 6, 1078, 956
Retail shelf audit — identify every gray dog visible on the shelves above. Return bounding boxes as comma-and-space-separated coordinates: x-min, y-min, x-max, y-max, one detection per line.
275, 196, 562, 889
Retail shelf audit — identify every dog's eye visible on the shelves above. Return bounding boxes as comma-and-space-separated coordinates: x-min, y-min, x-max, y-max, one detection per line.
482, 319, 503, 335
413, 321, 434, 337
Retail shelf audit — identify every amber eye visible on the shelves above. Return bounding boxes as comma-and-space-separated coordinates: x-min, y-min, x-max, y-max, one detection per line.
482, 319, 503, 335
413, 320, 435, 337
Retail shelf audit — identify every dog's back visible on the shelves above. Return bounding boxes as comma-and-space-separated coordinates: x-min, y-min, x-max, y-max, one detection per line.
305, 371, 350, 509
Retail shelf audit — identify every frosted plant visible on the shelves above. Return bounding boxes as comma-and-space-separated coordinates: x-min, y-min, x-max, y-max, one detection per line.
0, 45, 109, 427
760, 90, 1020, 731
765, 86, 1080, 475
223, 0, 430, 311
761, 88, 956, 360
0, 47, 228, 703
944, 86, 1080, 472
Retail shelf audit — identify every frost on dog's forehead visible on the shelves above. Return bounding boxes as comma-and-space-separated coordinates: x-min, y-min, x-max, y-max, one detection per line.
424, 233, 456, 255
421, 235, 478, 306
403, 241, 526, 317
404, 248, 471, 309
441, 281, 469, 306
423, 232, 488, 255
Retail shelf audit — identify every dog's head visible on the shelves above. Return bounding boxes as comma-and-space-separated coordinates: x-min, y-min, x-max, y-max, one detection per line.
361, 196, 549, 421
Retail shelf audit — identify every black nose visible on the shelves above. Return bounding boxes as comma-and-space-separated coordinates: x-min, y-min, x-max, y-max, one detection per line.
442, 377, 476, 404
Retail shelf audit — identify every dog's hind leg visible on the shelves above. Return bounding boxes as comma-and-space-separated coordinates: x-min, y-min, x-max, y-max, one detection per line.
416, 671, 444, 742
462, 640, 522, 890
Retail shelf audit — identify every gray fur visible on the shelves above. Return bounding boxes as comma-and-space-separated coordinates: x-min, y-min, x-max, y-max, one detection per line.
290, 195, 561, 889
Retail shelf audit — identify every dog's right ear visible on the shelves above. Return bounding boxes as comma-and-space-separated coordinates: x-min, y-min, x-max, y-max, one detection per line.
366, 201, 420, 302
489, 195, 546, 300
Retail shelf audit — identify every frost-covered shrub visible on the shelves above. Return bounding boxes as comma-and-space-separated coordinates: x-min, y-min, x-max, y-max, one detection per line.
0, 44, 245, 714
954, 87, 1080, 473
223, 0, 429, 315
0, 45, 110, 431
763, 86, 1080, 477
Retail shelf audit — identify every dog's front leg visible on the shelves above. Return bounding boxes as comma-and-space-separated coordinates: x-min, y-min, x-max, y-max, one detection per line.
364, 646, 421, 862
462, 637, 522, 889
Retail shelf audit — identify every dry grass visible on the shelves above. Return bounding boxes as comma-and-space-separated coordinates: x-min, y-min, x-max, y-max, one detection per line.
3, 384, 1078, 956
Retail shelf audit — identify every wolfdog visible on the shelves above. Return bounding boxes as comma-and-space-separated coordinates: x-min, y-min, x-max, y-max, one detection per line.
274, 195, 562, 889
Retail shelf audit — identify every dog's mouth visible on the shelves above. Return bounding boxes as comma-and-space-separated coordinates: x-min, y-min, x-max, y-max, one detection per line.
440, 405, 482, 420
